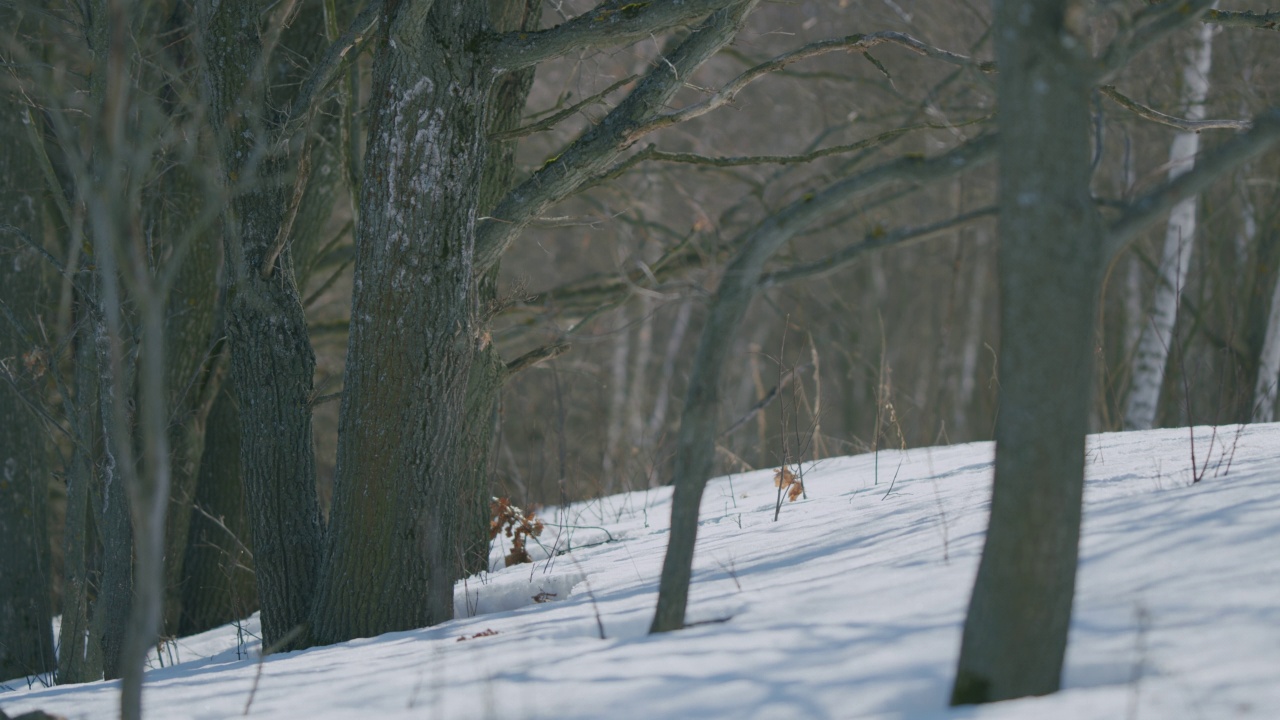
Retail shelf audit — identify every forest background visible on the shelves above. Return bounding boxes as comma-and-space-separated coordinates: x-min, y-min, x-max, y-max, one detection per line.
1, 0, 1279, 715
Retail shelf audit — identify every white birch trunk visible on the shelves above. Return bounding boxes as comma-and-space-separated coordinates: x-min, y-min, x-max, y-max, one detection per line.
602, 312, 632, 485
955, 231, 989, 434
1252, 255, 1280, 423
1123, 19, 1216, 431
626, 295, 655, 451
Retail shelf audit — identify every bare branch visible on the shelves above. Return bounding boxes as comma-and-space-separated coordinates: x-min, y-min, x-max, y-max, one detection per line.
759, 207, 996, 288
627, 32, 988, 141
597, 118, 990, 184
491, 74, 639, 141
1105, 109, 1280, 264
1203, 8, 1280, 32
505, 342, 571, 375
490, 0, 743, 71
1099, 85, 1251, 132
1101, 0, 1215, 79
476, 1, 758, 273
284, 0, 383, 132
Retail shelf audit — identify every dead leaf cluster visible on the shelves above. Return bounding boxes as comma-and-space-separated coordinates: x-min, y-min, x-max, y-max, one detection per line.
774, 466, 804, 502
490, 496, 544, 566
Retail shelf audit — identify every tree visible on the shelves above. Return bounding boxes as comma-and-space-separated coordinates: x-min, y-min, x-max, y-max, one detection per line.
650, 135, 997, 633
1124, 17, 1219, 431
952, 1, 1280, 704
0, 52, 56, 681
950, 0, 1101, 702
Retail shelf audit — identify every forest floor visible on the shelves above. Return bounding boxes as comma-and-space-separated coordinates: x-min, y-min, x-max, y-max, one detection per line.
4, 424, 1278, 719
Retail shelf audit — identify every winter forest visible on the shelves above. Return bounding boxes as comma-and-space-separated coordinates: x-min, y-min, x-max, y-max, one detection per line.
2, 0, 1280, 718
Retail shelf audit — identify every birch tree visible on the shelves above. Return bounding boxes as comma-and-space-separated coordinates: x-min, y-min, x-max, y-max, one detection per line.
1252, 264, 1280, 421
1124, 17, 1219, 430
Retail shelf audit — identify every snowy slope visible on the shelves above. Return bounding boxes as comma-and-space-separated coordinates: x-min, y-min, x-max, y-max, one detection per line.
4, 424, 1278, 719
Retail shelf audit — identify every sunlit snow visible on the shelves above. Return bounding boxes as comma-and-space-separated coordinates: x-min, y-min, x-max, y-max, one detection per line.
4, 424, 1278, 719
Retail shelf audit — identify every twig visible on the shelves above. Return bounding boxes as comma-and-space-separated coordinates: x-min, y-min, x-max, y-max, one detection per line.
492, 74, 639, 141
242, 624, 307, 715
628, 31, 990, 140
720, 363, 812, 438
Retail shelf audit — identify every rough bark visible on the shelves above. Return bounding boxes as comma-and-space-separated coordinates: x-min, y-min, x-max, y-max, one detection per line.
310, 0, 492, 643
454, 0, 543, 579
198, 0, 324, 650
159, 181, 221, 638
80, 189, 143, 714
0, 93, 56, 682
179, 380, 259, 635
57, 307, 104, 685
951, 0, 1101, 705
1124, 19, 1217, 430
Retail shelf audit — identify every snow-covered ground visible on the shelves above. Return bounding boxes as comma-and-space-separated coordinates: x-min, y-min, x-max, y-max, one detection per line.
4, 424, 1278, 719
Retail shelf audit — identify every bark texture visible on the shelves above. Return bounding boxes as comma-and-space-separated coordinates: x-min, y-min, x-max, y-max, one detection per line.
951, 0, 1100, 704
179, 380, 259, 635
0, 96, 56, 682
199, 0, 324, 650
57, 311, 104, 684
456, 0, 543, 579
310, 0, 492, 643
159, 175, 221, 638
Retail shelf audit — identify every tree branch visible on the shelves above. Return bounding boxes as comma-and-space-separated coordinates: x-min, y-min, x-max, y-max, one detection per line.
626, 31, 989, 141
1100, 0, 1216, 80
490, 0, 743, 71
719, 363, 812, 438
284, 0, 382, 132
1203, 8, 1280, 32
505, 342, 571, 375
491, 74, 639, 141
1105, 109, 1280, 264
475, 0, 758, 274
594, 118, 990, 186
759, 206, 996, 288
1099, 85, 1252, 132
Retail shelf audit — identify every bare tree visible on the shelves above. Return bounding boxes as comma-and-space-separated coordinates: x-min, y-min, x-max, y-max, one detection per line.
953, 1, 1280, 704
0, 34, 56, 680
950, 0, 1101, 701
1124, 17, 1219, 430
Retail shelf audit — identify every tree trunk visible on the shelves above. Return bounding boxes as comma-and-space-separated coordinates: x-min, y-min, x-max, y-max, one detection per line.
455, 0, 543, 579
179, 380, 259, 636
310, 0, 491, 643
159, 187, 221, 638
649, 117, 994, 634
1123, 19, 1216, 430
1252, 265, 1280, 422
951, 0, 1101, 704
90, 293, 134, 684
222, 200, 323, 651
0, 96, 56, 682
198, 0, 324, 650
57, 306, 105, 684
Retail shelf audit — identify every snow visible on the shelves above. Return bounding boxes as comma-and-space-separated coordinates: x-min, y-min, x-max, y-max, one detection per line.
4, 424, 1279, 719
